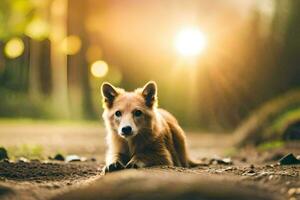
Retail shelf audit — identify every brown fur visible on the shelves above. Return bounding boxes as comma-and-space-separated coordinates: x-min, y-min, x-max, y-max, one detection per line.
101, 81, 198, 172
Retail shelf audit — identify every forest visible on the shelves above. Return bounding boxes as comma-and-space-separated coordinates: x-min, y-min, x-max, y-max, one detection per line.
0, 1, 299, 200
0, 0, 299, 130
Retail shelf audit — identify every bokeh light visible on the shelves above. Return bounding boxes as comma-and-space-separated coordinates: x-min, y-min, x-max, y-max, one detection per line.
61, 35, 82, 55
174, 27, 207, 57
51, 0, 66, 16
4, 38, 25, 59
90, 60, 109, 78
25, 18, 49, 40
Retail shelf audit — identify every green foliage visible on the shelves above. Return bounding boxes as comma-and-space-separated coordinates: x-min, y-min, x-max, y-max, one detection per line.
257, 140, 285, 151
7, 144, 44, 159
235, 89, 300, 147
266, 108, 300, 137
0, 88, 56, 119
0, 0, 34, 40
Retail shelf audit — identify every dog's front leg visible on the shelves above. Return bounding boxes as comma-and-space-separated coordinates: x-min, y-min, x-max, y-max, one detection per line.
104, 136, 129, 173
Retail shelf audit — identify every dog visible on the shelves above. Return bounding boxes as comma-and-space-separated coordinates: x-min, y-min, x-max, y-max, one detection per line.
101, 81, 199, 173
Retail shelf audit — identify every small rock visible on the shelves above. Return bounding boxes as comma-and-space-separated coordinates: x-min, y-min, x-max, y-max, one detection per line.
90, 157, 97, 162
80, 157, 87, 162
222, 158, 233, 164
54, 154, 65, 161
224, 167, 233, 171
268, 175, 274, 180
210, 157, 233, 165
1, 158, 10, 163
65, 155, 81, 162
242, 172, 256, 176
288, 188, 296, 196
0, 147, 9, 160
17, 157, 29, 163
279, 153, 300, 165
249, 164, 255, 169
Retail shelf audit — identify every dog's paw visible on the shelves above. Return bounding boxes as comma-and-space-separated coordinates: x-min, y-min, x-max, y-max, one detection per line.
104, 161, 125, 173
125, 159, 145, 169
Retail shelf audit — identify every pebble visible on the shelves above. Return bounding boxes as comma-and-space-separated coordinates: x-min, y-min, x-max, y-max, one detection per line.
1, 159, 10, 163
65, 155, 81, 162
90, 157, 97, 162
268, 175, 274, 180
0, 147, 9, 160
210, 157, 233, 165
54, 154, 65, 161
242, 171, 256, 176
266, 164, 274, 168
288, 188, 296, 196
17, 157, 29, 163
224, 167, 233, 171
279, 153, 300, 165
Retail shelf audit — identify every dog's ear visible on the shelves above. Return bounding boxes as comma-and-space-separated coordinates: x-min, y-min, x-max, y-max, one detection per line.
142, 81, 157, 107
101, 82, 119, 108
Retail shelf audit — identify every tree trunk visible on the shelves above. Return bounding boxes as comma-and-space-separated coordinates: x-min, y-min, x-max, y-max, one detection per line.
49, 0, 69, 118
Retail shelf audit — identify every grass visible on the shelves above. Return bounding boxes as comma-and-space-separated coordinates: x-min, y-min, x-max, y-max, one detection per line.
266, 108, 300, 137
6, 144, 45, 160
257, 140, 285, 151
234, 88, 300, 147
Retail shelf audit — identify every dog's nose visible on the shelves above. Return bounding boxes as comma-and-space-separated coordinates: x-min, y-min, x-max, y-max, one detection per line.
121, 126, 132, 136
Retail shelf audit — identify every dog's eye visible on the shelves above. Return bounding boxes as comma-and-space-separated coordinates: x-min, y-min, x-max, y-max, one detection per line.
115, 110, 122, 117
134, 110, 142, 117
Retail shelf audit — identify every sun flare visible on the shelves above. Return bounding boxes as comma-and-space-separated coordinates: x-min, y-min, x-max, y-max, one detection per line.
174, 27, 207, 57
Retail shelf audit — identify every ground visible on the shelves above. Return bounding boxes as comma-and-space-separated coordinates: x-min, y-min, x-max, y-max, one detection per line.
0, 122, 299, 200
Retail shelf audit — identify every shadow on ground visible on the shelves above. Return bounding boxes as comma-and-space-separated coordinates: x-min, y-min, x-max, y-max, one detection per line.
52, 170, 278, 200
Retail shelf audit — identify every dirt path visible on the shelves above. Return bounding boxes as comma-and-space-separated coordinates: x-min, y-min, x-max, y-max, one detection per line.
0, 123, 299, 200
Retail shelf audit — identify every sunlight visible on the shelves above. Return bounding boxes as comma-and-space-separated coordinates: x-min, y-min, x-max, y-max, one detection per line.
4, 38, 25, 59
61, 35, 82, 55
90, 60, 108, 78
25, 18, 49, 41
174, 27, 207, 57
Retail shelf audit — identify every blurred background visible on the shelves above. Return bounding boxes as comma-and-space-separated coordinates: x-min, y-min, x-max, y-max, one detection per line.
1, 0, 300, 131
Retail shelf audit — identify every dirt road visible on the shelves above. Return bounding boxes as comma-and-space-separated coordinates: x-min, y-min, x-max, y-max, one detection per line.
0, 123, 299, 200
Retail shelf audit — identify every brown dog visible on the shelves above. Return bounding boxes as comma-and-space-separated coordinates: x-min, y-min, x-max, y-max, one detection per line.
101, 81, 198, 173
